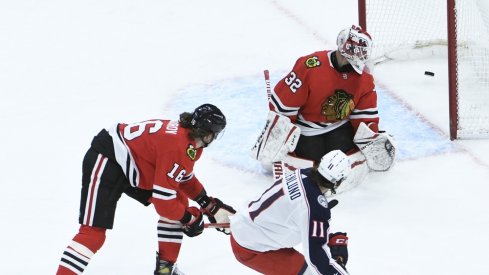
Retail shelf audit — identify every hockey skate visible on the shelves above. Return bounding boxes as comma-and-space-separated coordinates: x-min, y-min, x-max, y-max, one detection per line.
154, 253, 185, 275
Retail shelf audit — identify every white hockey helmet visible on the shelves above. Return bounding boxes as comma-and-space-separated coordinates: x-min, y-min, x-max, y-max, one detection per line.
336, 25, 372, 74
317, 150, 351, 185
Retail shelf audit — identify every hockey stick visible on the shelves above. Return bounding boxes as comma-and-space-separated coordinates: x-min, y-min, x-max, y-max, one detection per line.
264, 69, 272, 100
204, 222, 230, 229
263, 70, 314, 168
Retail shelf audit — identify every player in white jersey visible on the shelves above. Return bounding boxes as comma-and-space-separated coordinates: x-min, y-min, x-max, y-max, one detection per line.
230, 150, 351, 275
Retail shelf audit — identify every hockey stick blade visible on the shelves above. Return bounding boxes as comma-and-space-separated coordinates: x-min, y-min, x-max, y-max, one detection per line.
204, 223, 230, 229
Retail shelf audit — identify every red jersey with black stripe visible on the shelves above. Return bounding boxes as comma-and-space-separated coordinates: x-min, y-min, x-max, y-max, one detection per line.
108, 119, 204, 221
270, 50, 379, 136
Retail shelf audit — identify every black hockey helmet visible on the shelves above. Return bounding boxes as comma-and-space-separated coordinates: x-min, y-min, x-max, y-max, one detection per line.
190, 103, 226, 137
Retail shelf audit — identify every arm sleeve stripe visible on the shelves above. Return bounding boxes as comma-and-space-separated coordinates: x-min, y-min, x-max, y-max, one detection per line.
179, 172, 194, 182
296, 119, 332, 129
270, 92, 300, 115
153, 185, 177, 200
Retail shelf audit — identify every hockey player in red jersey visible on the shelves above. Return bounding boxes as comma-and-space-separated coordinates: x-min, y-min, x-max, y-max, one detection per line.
270, 25, 378, 162
56, 103, 235, 275
230, 150, 351, 275
252, 25, 396, 192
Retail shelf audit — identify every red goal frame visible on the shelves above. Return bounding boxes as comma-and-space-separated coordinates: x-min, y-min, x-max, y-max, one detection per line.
358, 0, 460, 140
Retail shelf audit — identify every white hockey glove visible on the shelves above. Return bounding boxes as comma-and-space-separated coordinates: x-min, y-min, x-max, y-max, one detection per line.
250, 111, 301, 165
197, 195, 235, 235
353, 122, 396, 172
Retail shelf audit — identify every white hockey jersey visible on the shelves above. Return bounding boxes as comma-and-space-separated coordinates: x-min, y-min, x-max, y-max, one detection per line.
230, 164, 348, 275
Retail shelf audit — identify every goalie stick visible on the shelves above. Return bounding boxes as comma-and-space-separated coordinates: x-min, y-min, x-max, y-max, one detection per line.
264, 69, 272, 100
263, 70, 314, 168
204, 223, 230, 229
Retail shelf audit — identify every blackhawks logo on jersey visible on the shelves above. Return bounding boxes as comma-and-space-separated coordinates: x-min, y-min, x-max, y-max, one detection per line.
305, 56, 321, 68
321, 89, 355, 121
186, 144, 197, 160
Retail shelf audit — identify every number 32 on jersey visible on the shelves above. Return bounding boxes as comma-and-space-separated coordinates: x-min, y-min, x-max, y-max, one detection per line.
284, 71, 302, 93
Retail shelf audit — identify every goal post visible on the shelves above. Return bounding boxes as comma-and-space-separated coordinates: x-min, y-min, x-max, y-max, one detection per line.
447, 0, 458, 140
359, 0, 489, 140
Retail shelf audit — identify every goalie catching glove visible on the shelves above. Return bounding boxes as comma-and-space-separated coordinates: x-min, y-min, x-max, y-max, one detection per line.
196, 193, 236, 235
353, 122, 396, 171
250, 111, 301, 165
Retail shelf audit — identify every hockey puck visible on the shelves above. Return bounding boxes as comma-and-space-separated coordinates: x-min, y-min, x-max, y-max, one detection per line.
424, 71, 435, 77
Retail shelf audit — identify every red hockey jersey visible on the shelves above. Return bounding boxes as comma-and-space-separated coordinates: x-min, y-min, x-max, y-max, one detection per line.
270, 50, 379, 136
108, 119, 204, 222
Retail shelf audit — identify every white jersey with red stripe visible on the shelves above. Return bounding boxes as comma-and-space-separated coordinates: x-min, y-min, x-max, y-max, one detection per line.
230, 163, 348, 275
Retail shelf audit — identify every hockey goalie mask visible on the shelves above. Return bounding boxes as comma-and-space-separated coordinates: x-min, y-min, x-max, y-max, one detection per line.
337, 25, 372, 74
318, 150, 351, 187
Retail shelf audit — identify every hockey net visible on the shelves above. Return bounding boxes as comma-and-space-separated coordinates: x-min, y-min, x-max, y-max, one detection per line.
359, 0, 489, 139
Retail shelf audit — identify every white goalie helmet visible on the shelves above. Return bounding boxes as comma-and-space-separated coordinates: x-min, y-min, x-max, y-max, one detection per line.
317, 150, 351, 185
336, 25, 373, 74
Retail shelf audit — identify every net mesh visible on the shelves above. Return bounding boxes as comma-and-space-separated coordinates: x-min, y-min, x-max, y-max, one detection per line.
365, 0, 489, 138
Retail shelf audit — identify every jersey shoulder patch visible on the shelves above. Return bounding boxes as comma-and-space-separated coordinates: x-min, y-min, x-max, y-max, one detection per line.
305, 56, 321, 68
186, 144, 197, 160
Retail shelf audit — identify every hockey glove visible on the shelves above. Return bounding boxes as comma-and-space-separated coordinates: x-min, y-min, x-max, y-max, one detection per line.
181, 207, 204, 237
353, 122, 396, 171
250, 111, 301, 165
197, 196, 236, 235
328, 232, 349, 267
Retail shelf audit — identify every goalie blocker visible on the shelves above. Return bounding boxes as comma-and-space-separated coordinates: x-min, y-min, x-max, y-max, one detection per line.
250, 111, 301, 165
